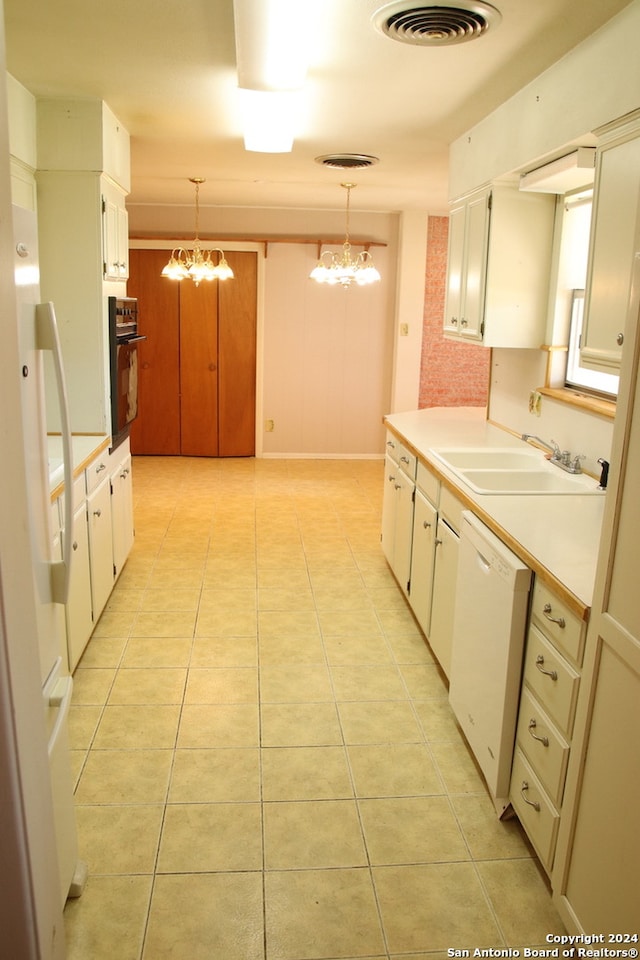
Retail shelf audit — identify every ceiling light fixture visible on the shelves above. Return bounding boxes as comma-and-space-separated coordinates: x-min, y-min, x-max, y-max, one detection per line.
309, 183, 381, 288
233, 0, 313, 153
161, 179, 234, 286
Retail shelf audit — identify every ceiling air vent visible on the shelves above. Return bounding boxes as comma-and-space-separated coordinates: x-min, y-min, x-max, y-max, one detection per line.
315, 154, 380, 170
372, 0, 501, 46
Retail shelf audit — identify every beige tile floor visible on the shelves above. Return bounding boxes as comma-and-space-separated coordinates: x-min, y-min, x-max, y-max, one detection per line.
64, 455, 566, 960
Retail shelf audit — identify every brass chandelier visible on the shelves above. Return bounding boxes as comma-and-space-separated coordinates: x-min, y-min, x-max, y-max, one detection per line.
309, 182, 381, 287
161, 178, 234, 286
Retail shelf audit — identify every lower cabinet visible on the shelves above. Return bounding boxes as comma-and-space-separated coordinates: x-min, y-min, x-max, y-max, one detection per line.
65, 500, 93, 672
381, 441, 417, 596
59, 438, 135, 672
87, 476, 113, 622
408, 488, 437, 636
110, 449, 134, 579
509, 580, 585, 874
428, 514, 460, 680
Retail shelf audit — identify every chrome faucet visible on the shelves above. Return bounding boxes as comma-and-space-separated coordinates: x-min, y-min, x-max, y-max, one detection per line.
521, 434, 561, 458
521, 434, 585, 474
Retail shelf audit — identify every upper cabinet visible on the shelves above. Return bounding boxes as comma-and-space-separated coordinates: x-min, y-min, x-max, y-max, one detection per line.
36, 99, 130, 436
444, 183, 555, 348
580, 114, 640, 374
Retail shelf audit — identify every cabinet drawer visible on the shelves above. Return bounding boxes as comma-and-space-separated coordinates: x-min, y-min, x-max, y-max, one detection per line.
385, 431, 400, 463
523, 624, 580, 738
416, 461, 439, 505
439, 486, 464, 534
397, 442, 417, 480
85, 455, 109, 494
515, 687, 570, 807
510, 748, 559, 873
530, 579, 585, 666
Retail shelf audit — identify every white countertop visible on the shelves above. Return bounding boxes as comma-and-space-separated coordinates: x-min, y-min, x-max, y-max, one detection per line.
48, 434, 110, 495
384, 408, 605, 614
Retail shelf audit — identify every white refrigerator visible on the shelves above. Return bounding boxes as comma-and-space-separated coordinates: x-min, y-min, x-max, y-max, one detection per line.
12, 203, 85, 913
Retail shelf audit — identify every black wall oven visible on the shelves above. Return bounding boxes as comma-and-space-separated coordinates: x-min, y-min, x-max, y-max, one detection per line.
108, 297, 145, 450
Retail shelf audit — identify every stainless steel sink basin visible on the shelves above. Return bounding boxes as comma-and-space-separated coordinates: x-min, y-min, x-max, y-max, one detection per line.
430, 446, 604, 495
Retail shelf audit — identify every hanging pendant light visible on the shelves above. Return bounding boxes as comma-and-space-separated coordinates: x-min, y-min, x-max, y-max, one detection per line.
309, 183, 381, 287
161, 178, 234, 285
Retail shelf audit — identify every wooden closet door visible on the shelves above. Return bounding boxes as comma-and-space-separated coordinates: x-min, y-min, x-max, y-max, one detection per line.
127, 249, 181, 455
218, 251, 257, 456
179, 279, 219, 456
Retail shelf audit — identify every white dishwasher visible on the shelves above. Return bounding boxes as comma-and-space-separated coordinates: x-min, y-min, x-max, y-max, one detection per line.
449, 512, 532, 817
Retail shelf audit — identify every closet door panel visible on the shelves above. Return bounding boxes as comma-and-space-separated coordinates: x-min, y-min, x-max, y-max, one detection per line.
127, 249, 180, 455
218, 251, 257, 457
179, 280, 219, 457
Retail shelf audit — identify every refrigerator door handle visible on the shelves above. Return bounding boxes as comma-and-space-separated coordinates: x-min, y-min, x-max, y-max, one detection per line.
36, 301, 73, 604
47, 668, 73, 759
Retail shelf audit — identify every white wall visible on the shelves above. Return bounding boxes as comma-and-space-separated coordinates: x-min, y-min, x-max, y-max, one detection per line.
262, 243, 393, 456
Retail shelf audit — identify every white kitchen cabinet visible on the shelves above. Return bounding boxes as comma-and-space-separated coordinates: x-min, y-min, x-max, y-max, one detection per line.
381, 444, 416, 597
86, 477, 113, 624
428, 513, 459, 680
444, 183, 555, 347
510, 580, 585, 874
580, 116, 640, 373
65, 500, 93, 673
102, 180, 129, 281
110, 444, 134, 579
552, 249, 640, 931
36, 99, 130, 437
408, 461, 439, 637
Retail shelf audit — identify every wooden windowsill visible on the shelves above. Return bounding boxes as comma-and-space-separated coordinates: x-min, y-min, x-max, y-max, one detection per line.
538, 386, 616, 419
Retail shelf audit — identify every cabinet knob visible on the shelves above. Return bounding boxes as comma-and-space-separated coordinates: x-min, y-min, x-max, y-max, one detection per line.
542, 602, 565, 628
423, 520, 431, 529
93, 508, 102, 518
451, 317, 458, 326
460, 318, 468, 327
520, 781, 541, 812
617, 332, 624, 346
528, 718, 549, 747
535, 653, 558, 681
72, 541, 78, 552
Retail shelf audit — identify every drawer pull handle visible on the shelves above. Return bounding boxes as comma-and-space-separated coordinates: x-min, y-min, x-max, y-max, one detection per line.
400, 456, 410, 464
542, 603, 565, 629
528, 718, 549, 747
386, 440, 395, 448
520, 781, 541, 812
535, 654, 558, 681
96, 463, 106, 474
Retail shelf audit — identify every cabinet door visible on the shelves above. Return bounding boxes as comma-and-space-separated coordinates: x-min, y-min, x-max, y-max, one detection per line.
218, 251, 257, 457
393, 469, 415, 595
409, 489, 437, 635
428, 517, 460, 679
128, 249, 181, 454
461, 190, 490, 340
444, 202, 466, 336
87, 478, 113, 622
66, 503, 93, 672
581, 135, 640, 372
111, 453, 134, 578
381, 455, 398, 568
179, 277, 220, 456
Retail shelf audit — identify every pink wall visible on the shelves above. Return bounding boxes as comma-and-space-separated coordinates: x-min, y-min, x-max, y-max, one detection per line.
419, 216, 490, 409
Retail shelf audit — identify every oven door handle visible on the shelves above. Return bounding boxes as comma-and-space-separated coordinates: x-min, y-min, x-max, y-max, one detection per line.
36, 301, 73, 604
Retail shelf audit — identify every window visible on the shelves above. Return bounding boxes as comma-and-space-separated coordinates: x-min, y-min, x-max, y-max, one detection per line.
565, 289, 620, 398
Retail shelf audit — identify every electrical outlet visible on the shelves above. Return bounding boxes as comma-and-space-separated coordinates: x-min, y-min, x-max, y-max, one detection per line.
528, 391, 542, 416
265, 419, 274, 432
400, 323, 409, 337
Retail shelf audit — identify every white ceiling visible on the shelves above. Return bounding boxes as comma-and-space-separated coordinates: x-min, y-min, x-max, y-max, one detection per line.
3, 0, 631, 214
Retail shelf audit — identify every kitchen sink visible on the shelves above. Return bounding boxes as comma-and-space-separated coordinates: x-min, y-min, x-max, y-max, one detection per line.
430, 447, 604, 495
